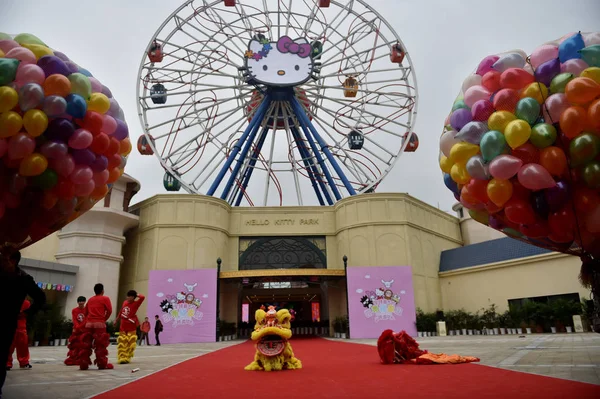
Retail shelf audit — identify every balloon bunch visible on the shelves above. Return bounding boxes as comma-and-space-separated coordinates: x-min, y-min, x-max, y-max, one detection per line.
439, 31, 600, 260
0, 33, 130, 248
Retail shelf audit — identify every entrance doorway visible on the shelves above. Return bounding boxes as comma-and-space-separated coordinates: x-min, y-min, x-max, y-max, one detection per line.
238, 277, 329, 337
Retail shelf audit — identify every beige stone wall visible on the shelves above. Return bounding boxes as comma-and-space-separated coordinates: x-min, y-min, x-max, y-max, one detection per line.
120, 193, 462, 321
439, 253, 590, 313
21, 232, 60, 262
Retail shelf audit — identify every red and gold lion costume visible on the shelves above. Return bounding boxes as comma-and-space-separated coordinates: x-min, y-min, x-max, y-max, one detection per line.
377, 329, 480, 365
245, 307, 302, 371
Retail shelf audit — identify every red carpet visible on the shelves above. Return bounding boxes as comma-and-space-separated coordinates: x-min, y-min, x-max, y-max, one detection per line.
95, 338, 599, 399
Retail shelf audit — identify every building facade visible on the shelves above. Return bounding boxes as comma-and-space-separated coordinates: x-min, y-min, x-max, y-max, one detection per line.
22, 185, 591, 330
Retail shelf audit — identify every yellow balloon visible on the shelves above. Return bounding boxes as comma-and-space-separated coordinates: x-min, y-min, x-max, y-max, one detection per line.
23, 109, 49, 137
581, 67, 600, 85
520, 82, 549, 104
486, 179, 513, 207
450, 162, 471, 185
488, 111, 516, 133
449, 142, 479, 164
19, 153, 48, 177
0, 49, 4, 58
20, 43, 53, 60
0, 86, 19, 112
504, 119, 532, 149
87, 92, 111, 114
0, 111, 23, 138
439, 155, 453, 173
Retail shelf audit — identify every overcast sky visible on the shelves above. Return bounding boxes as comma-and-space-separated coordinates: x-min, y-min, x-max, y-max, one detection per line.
2, 0, 599, 213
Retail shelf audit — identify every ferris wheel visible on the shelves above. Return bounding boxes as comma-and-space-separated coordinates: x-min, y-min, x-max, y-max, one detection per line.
136, 0, 419, 206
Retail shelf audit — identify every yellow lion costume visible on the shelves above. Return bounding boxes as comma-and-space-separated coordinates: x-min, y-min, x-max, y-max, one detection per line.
245, 307, 302, 371
117, 331, 137, 364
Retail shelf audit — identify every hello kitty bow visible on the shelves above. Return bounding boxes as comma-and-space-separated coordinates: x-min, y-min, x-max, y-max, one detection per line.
277, 36, 312, 58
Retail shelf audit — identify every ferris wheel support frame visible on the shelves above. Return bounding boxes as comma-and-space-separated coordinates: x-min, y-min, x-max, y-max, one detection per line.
206, 94, 272, 197
289, 126, 327, 206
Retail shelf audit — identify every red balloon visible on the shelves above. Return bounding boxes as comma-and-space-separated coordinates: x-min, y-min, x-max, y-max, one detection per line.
90, 132, 110, 154
548, 206, 576, 238
56, 179, 75, 199
574, 187, 600, 213
466, 179, 489, 203
485, 201, 503, 214
107, 153, 121, 169
504, 198, 536, 225
492, 88, 520, 112
103, 137, 120, 157
499, 68, 535, 90
81, 111, 104, 135
519, 221, 550, 238
511, 143, 540, 164
482, 70, 501, 92
511, 181, 532, 201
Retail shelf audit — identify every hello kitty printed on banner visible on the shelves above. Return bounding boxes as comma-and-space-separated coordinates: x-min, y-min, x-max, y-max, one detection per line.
159, 281, 205, 328
347, 266, 417, 339
148, 269, 217, 343
244, 35, 316, 87
359, 278, 405, 322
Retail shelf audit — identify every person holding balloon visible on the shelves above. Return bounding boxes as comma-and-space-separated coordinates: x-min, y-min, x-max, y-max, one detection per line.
439, 31, 600, 332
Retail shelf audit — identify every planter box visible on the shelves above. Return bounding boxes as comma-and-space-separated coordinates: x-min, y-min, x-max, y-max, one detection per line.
526, 328, 532, 334
493, 328, 499, 335
467, 330, 473, 335
551, 327, 557, 334
340, 333, 347, 339
334, 332, 340, 338
34, 341, 39, 347
461, 329, 467, 335
499, 328, 506, 335
566, 326, 573, 333
60, 338, 67, 346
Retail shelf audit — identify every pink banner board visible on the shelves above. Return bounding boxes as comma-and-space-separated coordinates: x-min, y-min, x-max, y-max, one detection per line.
148, 269, 217, 343
347, 266, 417, 339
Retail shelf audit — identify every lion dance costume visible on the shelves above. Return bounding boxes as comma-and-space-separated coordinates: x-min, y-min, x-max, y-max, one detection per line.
79, 294, 113, 370
377, 329, 480, 365
64, 305, 86, 365
6, 300, 30, 369
245, 307, 302, 371
117, 294, 145, 364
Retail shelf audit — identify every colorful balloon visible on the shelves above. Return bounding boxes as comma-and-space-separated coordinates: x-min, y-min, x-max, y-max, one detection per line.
480, 130, 507, 162
489, 155, 523, 180
504, 120, 531, 149
0, 33, 129, 249
517, 163, 556, 190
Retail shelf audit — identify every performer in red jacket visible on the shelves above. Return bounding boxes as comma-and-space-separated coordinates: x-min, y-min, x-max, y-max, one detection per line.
64, 296, 87, 366
117, 290, 145, 364
79, 283, 113, 370
6, 300, 31, 370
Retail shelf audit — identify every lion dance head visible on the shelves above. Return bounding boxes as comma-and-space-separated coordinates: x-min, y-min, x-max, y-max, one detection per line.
244, 308, 302, 371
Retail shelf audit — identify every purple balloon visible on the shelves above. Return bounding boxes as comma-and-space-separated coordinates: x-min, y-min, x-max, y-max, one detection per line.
534, 58, 561, 86
71, 149, 96, 166
40, 140, 69, 159
52, 51, 70, 62
113, 119, 129, 140
90, 155, 108, 172
37, 55, 71, 77
65, 61, 79, 74
450, 108, 473, 131
107, 98, 120, 118
101, 85, 113, 98
488, 215, 504, 230
45, 118, 75, 142
544, 181, 569, 212
453, 192, 460, 201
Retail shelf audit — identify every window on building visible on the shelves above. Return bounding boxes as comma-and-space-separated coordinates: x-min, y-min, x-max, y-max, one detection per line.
508, 293, 580, 309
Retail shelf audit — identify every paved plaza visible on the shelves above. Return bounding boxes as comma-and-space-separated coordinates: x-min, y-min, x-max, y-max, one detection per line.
2, 334, 599, 398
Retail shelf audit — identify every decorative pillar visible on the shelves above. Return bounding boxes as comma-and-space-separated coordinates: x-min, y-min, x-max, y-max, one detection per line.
54, 174, 140, 319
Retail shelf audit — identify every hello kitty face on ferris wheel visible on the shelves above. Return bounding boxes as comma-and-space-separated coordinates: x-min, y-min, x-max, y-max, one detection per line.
244, 35, 315, 87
